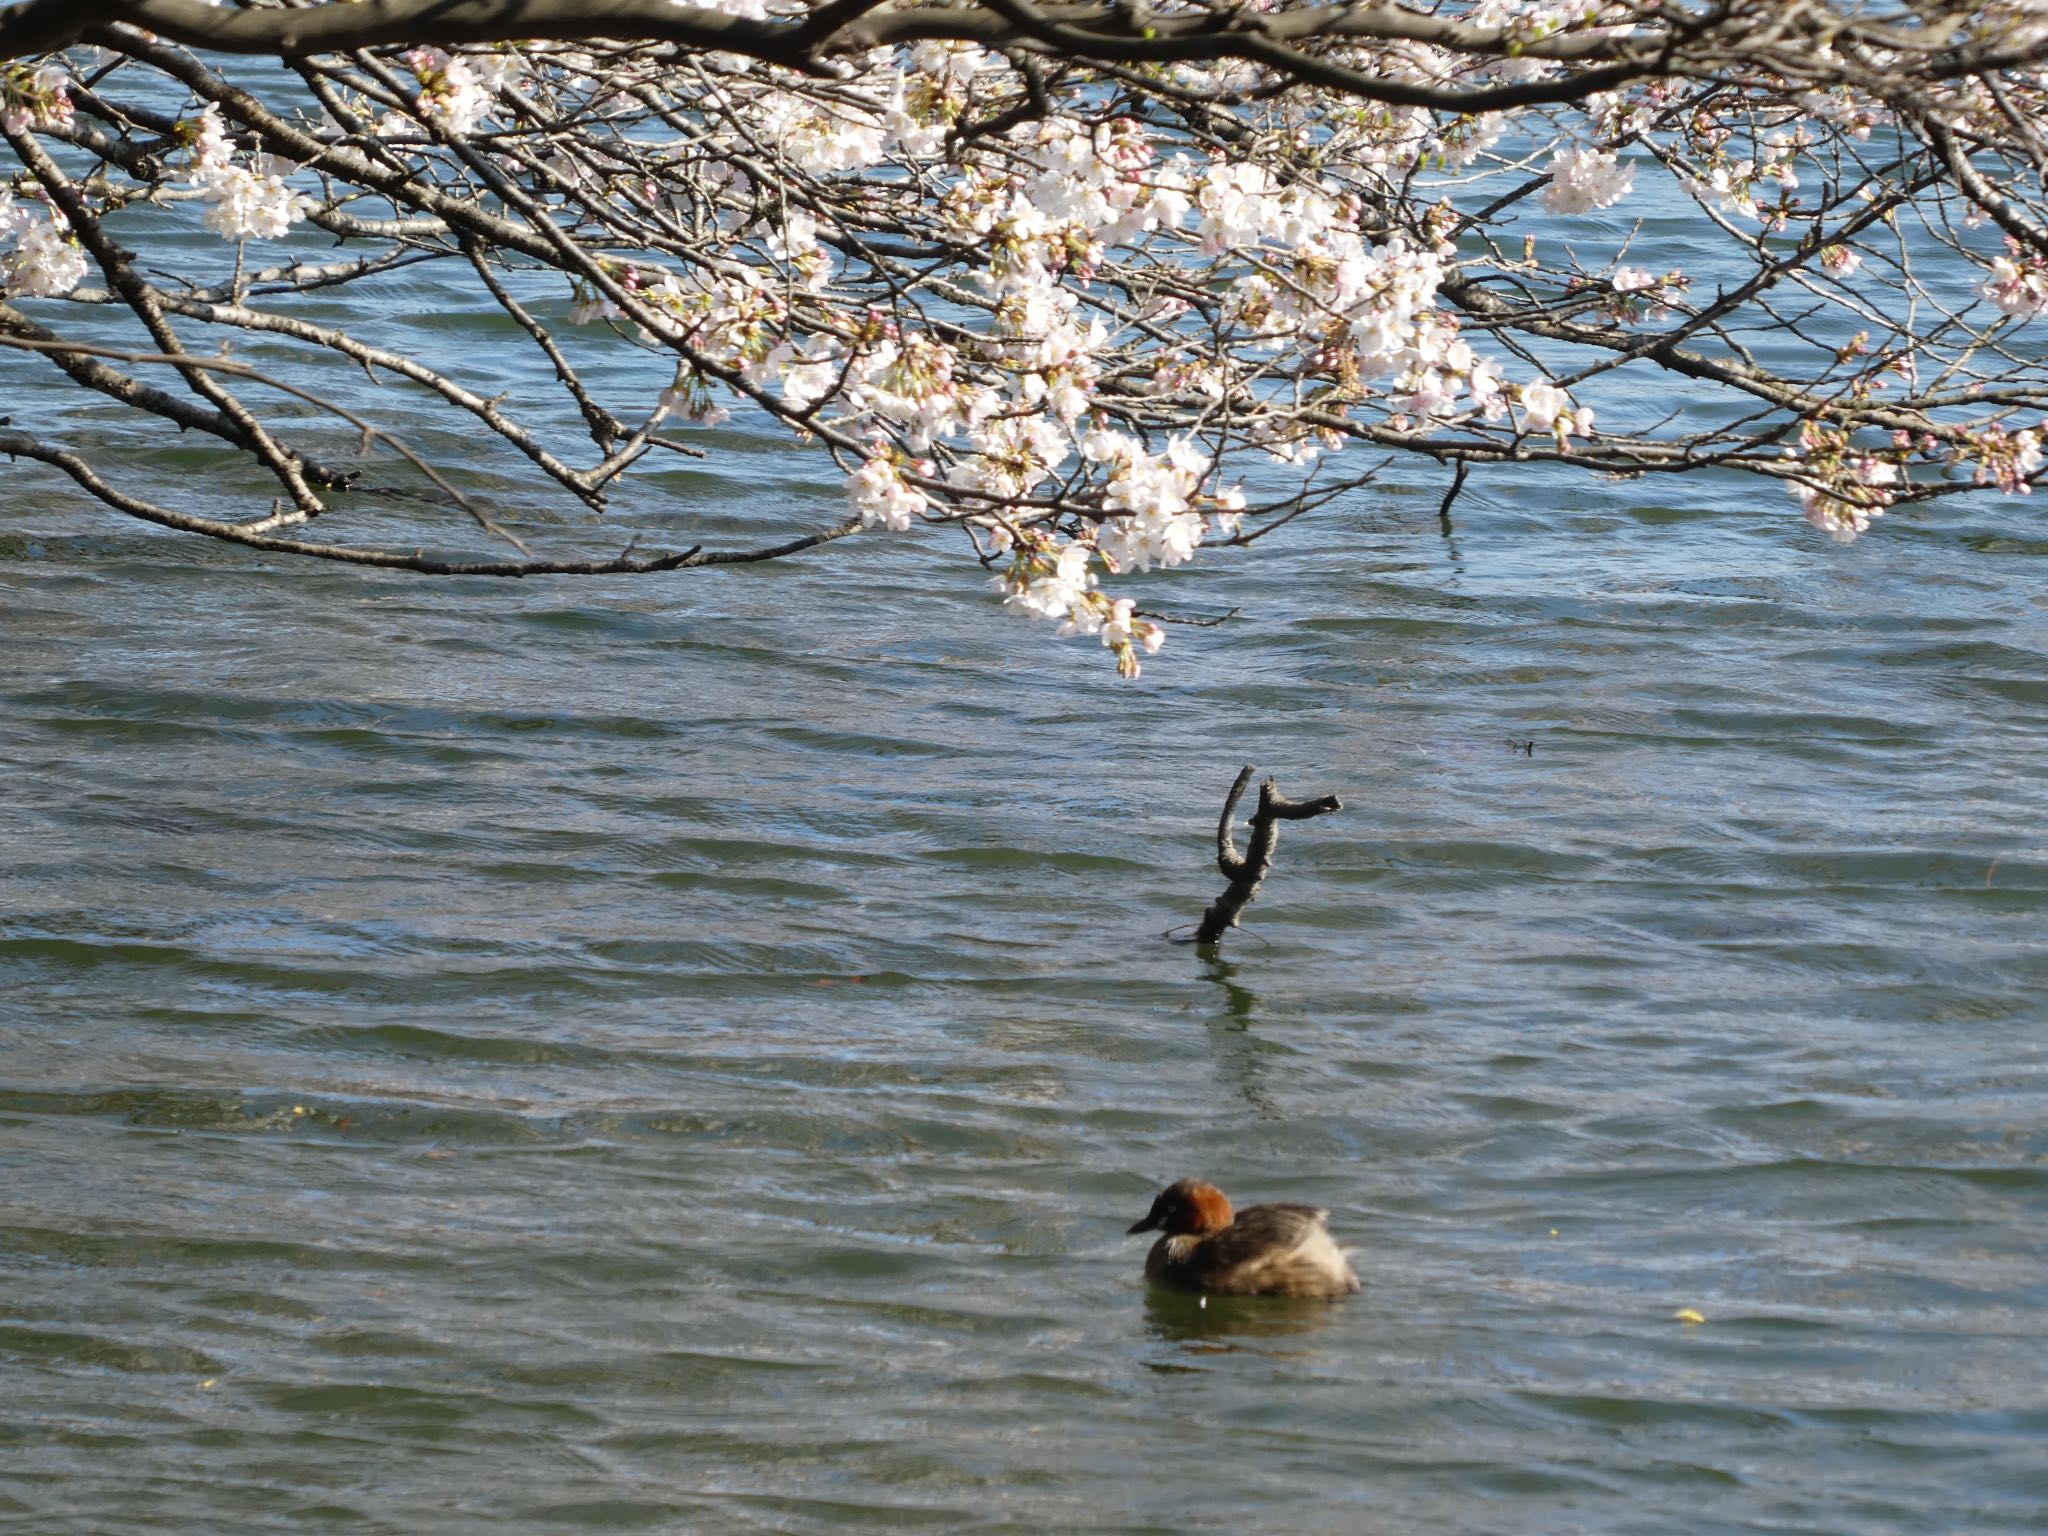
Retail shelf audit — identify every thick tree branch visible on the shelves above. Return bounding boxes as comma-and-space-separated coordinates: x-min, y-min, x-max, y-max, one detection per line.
0, 0, 1710, 114
1192, 765, 1342, 945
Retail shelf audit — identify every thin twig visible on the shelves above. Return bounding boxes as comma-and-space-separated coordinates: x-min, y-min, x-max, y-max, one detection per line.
1438, 458, 1470, 534
0, 333, 528, 551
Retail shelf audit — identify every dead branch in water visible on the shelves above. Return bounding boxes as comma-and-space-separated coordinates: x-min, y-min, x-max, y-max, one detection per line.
1192, 765, 1342, 946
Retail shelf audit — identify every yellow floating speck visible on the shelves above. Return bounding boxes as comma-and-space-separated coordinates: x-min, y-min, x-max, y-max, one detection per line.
199, 1379, 216, 1389
1674, 1307, 1706, 1325
1549, 1228, 1559, 1238
292, 1106, 307, 1116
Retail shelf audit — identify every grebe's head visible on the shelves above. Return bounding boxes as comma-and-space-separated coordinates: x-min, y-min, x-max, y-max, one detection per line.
1128, 1179, 1234, 1237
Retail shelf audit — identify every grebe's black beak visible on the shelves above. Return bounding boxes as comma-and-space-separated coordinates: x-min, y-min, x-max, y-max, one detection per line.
1127, 1210, 1161, 1235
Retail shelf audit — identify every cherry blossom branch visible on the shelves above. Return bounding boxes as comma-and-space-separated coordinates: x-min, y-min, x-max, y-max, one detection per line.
6, 0, 2048, 673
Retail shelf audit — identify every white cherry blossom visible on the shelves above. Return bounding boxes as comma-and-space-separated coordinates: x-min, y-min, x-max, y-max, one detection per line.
1545, 147, 1635, 215
2, 210, 86, 297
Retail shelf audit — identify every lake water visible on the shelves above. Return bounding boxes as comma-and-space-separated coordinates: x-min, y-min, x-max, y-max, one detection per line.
7, 449, 2046, 1533
5, 147, 2048, 1531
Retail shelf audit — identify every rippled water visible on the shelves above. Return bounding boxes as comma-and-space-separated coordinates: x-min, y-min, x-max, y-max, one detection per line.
8, 148, 2048, 1525
6, 454, 2046, 1532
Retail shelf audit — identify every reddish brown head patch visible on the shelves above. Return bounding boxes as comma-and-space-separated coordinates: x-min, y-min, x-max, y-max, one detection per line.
1179, 1181, 1234, 1235
1129, 1178, 1235, 1237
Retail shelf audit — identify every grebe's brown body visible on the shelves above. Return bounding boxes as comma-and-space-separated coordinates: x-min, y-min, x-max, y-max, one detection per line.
1127, 1179, 1359, 1300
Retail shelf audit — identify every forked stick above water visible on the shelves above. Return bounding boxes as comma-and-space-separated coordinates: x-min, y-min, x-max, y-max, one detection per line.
1193, 766, 1343, 945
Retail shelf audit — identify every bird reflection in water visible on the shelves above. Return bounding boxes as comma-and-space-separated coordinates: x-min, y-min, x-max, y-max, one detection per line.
1142, 1288, 1341, 1357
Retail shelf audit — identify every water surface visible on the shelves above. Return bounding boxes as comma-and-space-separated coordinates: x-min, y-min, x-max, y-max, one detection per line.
4, 213, 2048, 1534
8, 462, 2039, 1531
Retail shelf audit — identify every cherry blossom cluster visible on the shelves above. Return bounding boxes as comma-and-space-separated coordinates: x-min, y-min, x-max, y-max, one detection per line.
0, 187, 85, 297
986, 527, 1167, 677
401, 47, 516, 136
1, 61, 68, 136
1985, 240, 2048, 321
182, 103, 313, 242
1544, 147, 1635, 215
1965, 425, 2048, 496
1593, 265, 1690, 322
539, 11, 2048, 611
532, 60, 1632, 657
1, 61, 83, 297
1784, 419, 1901, 542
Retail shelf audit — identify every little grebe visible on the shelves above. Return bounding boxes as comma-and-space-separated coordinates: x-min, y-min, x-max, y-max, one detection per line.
1127, 1178, 1358, 1299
